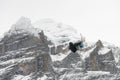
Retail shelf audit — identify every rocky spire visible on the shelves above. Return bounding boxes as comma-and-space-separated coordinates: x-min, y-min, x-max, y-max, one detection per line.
96, 40, 103, 49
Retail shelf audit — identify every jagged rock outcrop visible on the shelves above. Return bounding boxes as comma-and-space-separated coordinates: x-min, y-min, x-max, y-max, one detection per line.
96, 40, 103, 48
35, 51, 53, 73
52, 51, 86, 74
85, 46, 100, 71
61, 52, 81, 68
99, 50, 117, 73
0, 17, 49, 54
0, 17, 54, 80
85, 40, 117, 73
50, 44, 67, 55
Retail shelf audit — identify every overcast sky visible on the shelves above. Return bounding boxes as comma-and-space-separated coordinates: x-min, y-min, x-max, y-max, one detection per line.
0, 0, 120, 46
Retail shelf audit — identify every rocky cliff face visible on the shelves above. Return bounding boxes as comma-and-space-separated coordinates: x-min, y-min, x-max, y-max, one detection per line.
1, 19, 51, 53
85, 40, 117, 73
0, 17, 54, 80
0, 17, 120, 80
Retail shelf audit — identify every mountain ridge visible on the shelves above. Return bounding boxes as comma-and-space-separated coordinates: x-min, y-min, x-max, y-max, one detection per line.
0, 17, 120, 80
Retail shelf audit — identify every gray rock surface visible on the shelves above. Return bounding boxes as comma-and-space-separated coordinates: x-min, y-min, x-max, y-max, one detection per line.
61, 52, 81, 68
85, 40, 117, 73
0, 17, 120, 80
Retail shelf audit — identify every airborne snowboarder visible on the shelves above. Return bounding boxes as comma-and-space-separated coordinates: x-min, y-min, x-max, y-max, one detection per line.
69, 33, 85, 53
69, 40, 84, 53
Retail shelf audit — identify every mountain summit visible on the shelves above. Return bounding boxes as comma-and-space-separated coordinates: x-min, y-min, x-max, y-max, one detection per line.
5, 17, 41, 38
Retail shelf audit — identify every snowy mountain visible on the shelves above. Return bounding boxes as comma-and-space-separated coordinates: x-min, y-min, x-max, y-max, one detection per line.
0, 17, 120, 80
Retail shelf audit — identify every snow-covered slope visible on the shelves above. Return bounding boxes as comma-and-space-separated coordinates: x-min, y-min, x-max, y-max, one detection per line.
33, 19, 81, 45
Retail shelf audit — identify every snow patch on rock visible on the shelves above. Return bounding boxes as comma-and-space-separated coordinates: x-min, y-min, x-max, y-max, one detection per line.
50, 51, 71, 61
98, 47, 110, 55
